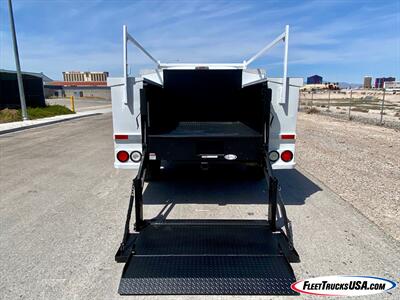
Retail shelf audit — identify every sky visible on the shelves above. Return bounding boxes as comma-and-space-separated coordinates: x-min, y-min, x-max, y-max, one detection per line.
0, 0, 399, 83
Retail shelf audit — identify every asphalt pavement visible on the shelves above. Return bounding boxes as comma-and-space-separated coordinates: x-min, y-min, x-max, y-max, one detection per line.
0, 113, 398, 299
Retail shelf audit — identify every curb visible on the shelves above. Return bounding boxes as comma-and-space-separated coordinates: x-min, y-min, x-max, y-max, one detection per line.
0, 112, 103, 135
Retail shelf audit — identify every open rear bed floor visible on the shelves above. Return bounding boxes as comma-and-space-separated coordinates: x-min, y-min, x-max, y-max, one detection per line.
150, 121, 262, 138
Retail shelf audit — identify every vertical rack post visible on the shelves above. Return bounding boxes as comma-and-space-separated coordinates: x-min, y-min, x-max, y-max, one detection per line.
123, 25, 128, 105
281, 25, 289, 104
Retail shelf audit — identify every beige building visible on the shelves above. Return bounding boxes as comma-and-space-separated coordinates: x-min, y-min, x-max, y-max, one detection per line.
363, 76, 372, 89
384, 81, 400, 91
63, 71, 109, 82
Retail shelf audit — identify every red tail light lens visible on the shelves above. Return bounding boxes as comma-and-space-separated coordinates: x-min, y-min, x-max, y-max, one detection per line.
116, 150, 129, 162
281, 150, 293, 162
115, 134, 129, 140
281, 134, 296, 140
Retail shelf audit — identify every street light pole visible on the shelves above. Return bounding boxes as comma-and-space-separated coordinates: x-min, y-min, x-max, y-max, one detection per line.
7, 0, 28, 120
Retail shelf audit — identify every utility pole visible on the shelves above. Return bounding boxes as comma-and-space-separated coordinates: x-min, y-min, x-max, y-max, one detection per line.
8, 0, 28, 120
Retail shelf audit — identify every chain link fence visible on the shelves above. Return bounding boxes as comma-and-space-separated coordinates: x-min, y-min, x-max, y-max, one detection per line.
299, 89, 400, 128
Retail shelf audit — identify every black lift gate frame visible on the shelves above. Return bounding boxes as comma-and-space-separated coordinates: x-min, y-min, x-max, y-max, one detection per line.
115, 148, 300, 295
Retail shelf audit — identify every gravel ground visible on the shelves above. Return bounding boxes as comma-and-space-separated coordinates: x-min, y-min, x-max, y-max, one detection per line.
317, 109, 400, 130
296, 112, 400, 241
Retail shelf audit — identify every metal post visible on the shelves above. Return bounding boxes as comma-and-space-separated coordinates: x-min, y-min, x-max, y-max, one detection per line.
328, 90, 331, 111
122, 179, 135, 248
380, 89, 386, 125
7, 0, 28, 120
348, 90, 352, 120
311, 91, 314, 108
134, 177, 144, 230
268, 177, 278, 231
70, 96, 75, 112
281, 25, 289, 105
123, 25, 128, 105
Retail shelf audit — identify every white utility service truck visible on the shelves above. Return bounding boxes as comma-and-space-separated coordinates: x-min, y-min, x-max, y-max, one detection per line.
108, 25, 302, 296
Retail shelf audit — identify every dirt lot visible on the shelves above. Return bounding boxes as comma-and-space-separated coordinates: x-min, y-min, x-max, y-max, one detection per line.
296, 112, 400, 241
299, 89, 400, 129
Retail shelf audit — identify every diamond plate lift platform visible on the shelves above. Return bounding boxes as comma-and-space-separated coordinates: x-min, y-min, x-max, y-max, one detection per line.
115, 151, 300, 295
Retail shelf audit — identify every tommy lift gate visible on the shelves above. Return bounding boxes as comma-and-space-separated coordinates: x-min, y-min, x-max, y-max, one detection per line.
108, 25, 303, 295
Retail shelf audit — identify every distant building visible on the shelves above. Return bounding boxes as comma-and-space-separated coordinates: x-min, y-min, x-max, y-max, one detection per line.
45, 71, 111, 99
384, 81, 400, 91
301, 82, 339, 91
375, 77, 395, 89
363, 76, 372, 89
307, 75, 323, 84
45, 81, 110, 99
63, 71, 109, 82
0, 69, 49, 109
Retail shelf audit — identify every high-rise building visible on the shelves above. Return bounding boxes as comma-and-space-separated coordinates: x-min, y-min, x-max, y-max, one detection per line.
363, 76, 372, 89
374, 77, 395, 89
63, 71, 109, 82
306, 75, 323, 84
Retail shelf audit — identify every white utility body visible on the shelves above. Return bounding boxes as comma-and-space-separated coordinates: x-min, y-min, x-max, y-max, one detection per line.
112, 25, 302, 296
108, 25, 302, 169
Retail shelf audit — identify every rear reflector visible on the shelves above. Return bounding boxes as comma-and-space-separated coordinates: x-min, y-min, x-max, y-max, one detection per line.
268, 151, 279, 162
116, 150, 129, 162
281, 150, 293, 162
130, 151, 142, 162
115, 134, 129, 140
281, 134, 295, 140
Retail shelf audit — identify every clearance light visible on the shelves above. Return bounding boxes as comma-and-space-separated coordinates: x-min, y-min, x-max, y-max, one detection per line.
268, 151, 279, 162
281, 134, 296, 140
281, 150, 293, 162
130, 151, 142, 162
116, 150, 129, 162
115, 134, 129, 140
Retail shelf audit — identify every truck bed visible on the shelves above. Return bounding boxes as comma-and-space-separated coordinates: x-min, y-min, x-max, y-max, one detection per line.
149, 121, 262, 138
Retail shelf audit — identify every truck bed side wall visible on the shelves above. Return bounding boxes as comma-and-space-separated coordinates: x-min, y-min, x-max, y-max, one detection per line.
267, 77, 303, 169
108, 77, 142, 169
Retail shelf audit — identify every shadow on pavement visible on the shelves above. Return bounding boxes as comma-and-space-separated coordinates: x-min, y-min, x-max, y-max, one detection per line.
275, 169, 322, 205
143, 164, 321, 206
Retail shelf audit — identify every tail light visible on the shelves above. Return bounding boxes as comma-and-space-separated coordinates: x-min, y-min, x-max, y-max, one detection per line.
116, 150, 129, 162
268, 151, 280, 162
114, 134, 128, 140
281, 134, 296, 140
281, 150, 293, 162
130, 151, 142, 162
